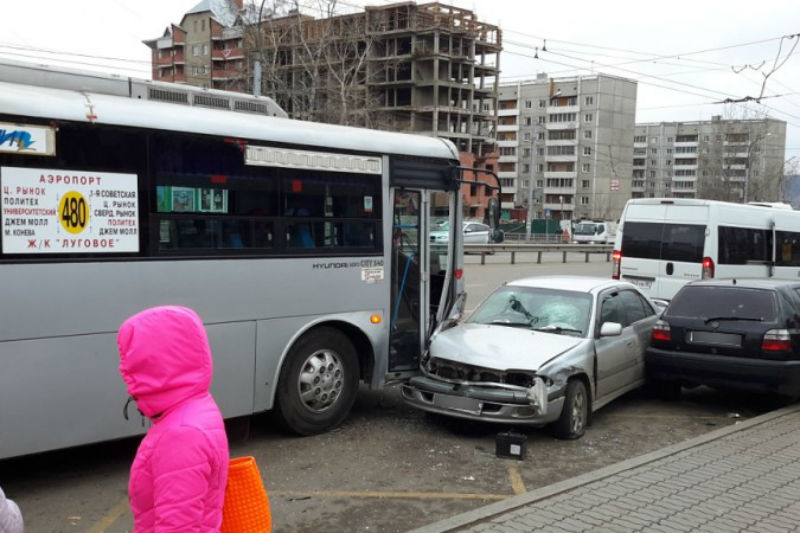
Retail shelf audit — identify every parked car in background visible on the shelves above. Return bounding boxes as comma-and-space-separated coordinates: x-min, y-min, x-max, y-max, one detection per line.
647, 279, 800, 398
401, 277, 660, 439
573, 220, 617, 244
430, 220, 492, 244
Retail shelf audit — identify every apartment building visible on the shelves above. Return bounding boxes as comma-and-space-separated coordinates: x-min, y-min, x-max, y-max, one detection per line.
145, 1, 500, 157
496, 73, 637, 220
633, 116, 787, 202
144, 0, 247, 92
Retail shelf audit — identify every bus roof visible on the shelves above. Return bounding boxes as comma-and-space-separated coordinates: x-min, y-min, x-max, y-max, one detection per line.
0, 77, 459, 162
623, 198, 796, 211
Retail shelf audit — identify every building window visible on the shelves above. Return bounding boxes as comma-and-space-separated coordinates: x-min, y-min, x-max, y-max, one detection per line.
538, 147, 544, 156
667, 148, 673, 154
537, 165, 544, 173
194, 20, 198, 32
581, 196, 590, 205
537, 180, 543, 187
582, 180, 590, 188
525, 100, 532, 108
584, 130, 592, 139
651, 148, 657, 154
523, 132, 531, 141
649, 171, 656, 178
525, 116, 532, 126
650, 159, 656, 166
483, 103, 490, 112
583, 146, 591, 156
667, 137, 673, 142
585, 96, 594, 106
582, 163, 590, 172
523, 148, 531, 157
666, 160, 672, 166
538, 99, 546, 108
192, 45, 200, 56
704, 135, 710, 141
201, 19, 206, 31
523, 164, 530, 174
537, 132, 545, 140
203, 44, 209, 55
651, 137, 658, 144
584, 113, 593, 123
537, 116, 546, 124
634, 135, 646, 143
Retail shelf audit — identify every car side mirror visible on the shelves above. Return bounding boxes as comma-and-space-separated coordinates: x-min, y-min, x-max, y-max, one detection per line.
600, 322, 623, 337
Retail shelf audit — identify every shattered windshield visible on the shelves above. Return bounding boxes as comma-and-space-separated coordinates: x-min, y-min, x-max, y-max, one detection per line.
468, 286, 592, 337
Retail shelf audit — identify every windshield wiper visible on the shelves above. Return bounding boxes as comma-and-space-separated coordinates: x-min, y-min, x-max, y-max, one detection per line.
534, 325, 583, 335
489, 320, 535, 329
704, 316, 764, 323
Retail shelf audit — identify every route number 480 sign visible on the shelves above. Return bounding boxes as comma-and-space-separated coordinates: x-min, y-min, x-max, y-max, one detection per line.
60, 191, 89, 234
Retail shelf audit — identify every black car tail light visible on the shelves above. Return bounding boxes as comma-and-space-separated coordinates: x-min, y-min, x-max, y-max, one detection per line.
762, 329, 793, 352
702, 257, 715, 279
612, 250, 622, 280
652, 320, 672, 342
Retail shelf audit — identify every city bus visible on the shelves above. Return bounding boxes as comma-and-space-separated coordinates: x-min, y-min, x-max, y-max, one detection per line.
0, 60, 499, 459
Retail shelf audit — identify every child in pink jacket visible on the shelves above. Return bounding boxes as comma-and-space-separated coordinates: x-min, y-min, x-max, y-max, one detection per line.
118, 306, 229, 533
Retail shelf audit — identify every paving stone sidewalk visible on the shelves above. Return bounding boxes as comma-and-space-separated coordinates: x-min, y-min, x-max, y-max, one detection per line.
410, 404, 800, 533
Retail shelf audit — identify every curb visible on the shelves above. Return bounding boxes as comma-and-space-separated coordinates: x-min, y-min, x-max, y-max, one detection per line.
407, 403, 800, 533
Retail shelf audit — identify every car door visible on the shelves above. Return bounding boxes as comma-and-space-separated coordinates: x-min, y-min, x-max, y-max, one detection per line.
618, 289, 658, 382
463, 223, 479, 244
593, 289, 639, 400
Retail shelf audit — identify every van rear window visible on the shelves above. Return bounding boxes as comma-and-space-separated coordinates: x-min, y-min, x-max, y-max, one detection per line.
621, 222, 705, 263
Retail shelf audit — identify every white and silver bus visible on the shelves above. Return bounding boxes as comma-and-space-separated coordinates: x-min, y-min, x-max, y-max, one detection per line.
613, 198, 800, 301
0, 61, 499, 459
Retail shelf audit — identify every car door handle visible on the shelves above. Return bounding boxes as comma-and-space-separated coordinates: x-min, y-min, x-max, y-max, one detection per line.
626, 340, 635, 347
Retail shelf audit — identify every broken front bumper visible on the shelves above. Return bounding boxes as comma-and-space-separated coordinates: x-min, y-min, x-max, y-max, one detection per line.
401, 375, 564, 425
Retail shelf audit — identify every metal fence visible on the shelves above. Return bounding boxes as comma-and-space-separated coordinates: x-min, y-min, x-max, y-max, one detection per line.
465, 243, 614, 265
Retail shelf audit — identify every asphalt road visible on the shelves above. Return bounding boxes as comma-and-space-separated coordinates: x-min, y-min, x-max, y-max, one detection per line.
1, 254, 787, 533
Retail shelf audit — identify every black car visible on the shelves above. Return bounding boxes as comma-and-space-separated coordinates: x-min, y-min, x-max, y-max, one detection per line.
646, 279, 800, 398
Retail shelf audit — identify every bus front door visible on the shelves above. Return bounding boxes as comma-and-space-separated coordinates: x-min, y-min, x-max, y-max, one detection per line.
389, 189, 460, 375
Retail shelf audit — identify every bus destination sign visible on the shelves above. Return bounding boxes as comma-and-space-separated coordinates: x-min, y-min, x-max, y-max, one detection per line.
1, 166, 139, 254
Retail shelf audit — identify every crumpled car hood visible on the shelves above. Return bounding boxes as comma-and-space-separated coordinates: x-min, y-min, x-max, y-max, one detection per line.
429, 323, 585, 372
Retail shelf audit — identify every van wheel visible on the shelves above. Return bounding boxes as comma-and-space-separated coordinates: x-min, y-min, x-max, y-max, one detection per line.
553, 380, 588, 440
276, 327, 359, 435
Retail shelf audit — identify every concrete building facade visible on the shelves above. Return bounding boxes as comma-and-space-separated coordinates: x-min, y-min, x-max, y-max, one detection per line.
145, 1, 500, 157
496, 73, 637, 221
633, 117, 787, 202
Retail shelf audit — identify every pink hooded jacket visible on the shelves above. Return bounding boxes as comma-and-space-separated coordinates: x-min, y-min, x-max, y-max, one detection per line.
118, 306, 229, 533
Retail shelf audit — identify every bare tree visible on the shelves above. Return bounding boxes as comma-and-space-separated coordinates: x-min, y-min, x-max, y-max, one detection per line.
697, 106, 784, 203
243, 0, 390, 127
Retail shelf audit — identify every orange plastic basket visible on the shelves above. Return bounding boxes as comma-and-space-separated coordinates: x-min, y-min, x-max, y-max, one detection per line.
221, 456, 272, 533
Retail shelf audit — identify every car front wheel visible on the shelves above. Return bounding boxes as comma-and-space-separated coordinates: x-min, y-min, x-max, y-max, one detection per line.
553, 379, 589, 440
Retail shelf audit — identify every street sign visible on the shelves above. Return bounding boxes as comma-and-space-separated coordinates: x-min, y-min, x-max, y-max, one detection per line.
545, 208, 551, 219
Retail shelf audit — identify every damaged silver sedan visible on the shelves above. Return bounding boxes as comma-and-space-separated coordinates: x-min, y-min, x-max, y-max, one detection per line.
401, 276, 659, 439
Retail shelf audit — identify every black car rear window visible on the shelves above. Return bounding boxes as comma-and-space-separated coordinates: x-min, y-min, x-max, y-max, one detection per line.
621, 222, 705, 263
667, 286, 778, 322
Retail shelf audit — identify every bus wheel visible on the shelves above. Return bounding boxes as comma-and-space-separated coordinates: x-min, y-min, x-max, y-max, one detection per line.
276, 327, 359, 435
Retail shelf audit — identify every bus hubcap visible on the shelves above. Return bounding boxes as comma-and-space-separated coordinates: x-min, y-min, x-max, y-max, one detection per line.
298, 349, 344, 412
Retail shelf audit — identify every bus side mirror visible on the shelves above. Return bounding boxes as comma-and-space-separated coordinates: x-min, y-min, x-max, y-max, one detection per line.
487, 196, 500, 231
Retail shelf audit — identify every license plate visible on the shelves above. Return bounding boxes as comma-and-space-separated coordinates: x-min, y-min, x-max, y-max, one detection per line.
433, 393, 482, 415
688, 331, 742, 348
625, 277, 653, 290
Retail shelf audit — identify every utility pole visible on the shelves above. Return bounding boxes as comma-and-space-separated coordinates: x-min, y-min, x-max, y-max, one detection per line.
525, 123, 537, 240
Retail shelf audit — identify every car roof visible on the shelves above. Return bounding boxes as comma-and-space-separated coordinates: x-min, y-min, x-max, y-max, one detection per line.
685, 278, 800, 291
507, 276, 630, 294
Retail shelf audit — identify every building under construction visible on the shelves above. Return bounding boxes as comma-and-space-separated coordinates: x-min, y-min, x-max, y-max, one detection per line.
146, 1, 501, 156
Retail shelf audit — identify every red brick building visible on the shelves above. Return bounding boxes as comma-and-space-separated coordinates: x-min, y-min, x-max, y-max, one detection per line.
459, 151, 499, 221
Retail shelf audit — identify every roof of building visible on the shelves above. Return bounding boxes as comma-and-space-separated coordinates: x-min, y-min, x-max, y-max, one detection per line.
185, 0, 239, 27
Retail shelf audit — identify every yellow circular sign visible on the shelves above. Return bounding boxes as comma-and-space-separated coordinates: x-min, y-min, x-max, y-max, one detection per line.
59, 191, 90, 234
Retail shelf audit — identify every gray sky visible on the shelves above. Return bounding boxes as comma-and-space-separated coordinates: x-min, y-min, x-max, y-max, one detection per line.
1, 0, 798, 161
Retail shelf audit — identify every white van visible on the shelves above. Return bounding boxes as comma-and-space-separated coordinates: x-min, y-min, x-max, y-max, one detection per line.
612, 198, 800, 301
572, 220, 617, 244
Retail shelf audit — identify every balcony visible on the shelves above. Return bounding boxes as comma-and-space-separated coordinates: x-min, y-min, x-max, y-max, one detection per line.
497, 108, 518, 117
212, 69, 245, 81
497, 123, 519, 133
673, 164, 698, 171
498, 171, 518, 179
154, 55, 175, 66
497, 139, 518, 148
544, 202, 574, 211
546, 105, 579, 114
671, 175, 697, 182
634, 142, 647, 148
674, 141, 698, 147
498, 155, 518, 163
212, 48, 245, 61
546, 122, 577, 131
544, 186, 576, 195
544, 171, 577, 179
546, 138, 578, 146
545, 154, 577, 163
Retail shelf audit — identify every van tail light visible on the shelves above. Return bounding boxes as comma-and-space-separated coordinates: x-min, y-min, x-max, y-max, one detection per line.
762, 329, 793, 352
702, 257, 715, 279
611, 250, 622, 280
652, 321, 672, 342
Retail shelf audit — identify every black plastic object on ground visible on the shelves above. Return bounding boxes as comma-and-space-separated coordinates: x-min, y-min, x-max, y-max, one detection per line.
496, 430, 526, 460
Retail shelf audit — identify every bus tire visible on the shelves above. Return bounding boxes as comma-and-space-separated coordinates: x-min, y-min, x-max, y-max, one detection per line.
276, 327, 360, 435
